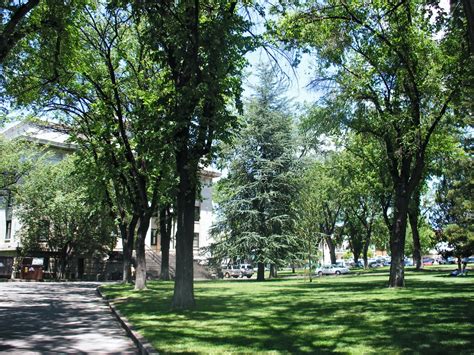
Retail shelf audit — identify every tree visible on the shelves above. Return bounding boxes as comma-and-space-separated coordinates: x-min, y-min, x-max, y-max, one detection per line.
76, 150, 140, 284
158, 202, 174, 281
298, 153, 349, 265
0, 0, 40, 63
39, 6, 176, 290
405, 218, 436, 260
294, 163, 324, 280
4, 0, 253, 307
277, 0, 467, 287
335, 139, 385, 268
1, 1, 86, 122
133, 0, 253, 308
16, 155, 115, 279
0, 134, 41, 191
432, 137, 474, 269
211, 67, 301, 281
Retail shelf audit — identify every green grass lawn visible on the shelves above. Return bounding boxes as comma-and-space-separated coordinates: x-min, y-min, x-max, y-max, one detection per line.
101, 268, 473, 354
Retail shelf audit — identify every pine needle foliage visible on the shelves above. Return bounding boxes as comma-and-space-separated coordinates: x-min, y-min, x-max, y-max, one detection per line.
211, 67, 302, 271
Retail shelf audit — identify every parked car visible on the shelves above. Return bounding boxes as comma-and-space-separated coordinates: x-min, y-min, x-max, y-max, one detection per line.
403, 258, 414, 266
316, 264, 350, 276
439, 256, 455, 264
422, 257, 435, 266
368, 259, 383, 268
222, 264, 240, 278
462, 256, 474, 264
447, 257, 456, 264
350, 260, 364, 268
239, 264, 254, 278
382, 258, 391, 266
222, 264, 254, 278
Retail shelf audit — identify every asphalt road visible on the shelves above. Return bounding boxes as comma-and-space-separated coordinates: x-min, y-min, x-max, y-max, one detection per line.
0, 282, 138, 354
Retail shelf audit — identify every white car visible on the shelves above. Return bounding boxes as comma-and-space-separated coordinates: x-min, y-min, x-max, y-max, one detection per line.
316, 264, 350, 276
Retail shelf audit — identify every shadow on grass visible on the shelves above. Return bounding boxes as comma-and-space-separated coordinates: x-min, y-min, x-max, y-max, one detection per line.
106, 276, 474, 354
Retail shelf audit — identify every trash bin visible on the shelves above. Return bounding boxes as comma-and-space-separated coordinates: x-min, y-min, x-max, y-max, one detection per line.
20, 258, 44, 281
33, 267, 44, 281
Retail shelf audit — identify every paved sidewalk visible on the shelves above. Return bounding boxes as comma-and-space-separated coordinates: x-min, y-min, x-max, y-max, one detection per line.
0, 282, 138, 353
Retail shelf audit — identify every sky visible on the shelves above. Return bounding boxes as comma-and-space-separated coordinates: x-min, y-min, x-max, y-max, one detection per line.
241, 0, 451, 106
242, 48, 322, 106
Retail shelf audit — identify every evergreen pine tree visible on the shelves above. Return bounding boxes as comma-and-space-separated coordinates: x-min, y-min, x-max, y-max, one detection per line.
212, 67, 301, 280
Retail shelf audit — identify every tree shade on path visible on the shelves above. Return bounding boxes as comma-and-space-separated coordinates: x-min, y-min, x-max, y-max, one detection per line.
0, 282, 137, 353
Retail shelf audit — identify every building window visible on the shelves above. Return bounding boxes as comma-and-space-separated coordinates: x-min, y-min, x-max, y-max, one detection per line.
151, 228, 158, 246
194, 206, 200, 222
5, 220, 12, 242
6, 193, 13, 220
193, 233, 199, 250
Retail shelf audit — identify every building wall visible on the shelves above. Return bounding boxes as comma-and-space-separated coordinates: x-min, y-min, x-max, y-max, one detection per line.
0, 201, 19, 256
139, 173, 217, 261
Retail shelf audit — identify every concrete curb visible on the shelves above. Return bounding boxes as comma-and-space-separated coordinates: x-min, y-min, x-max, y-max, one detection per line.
96, 287, 159, 355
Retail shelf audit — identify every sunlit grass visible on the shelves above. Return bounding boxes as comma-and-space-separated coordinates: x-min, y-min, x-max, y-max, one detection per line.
101, 267, 473, 354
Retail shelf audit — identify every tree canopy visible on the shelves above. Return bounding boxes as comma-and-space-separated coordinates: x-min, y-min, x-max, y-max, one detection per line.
275, 0, 469, 287
16, 154, 116, 279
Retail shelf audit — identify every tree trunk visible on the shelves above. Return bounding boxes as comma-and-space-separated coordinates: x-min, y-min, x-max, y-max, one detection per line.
59, 257, 67, 280
409, 209, 422, 270
461, 0, 474, 53
160, 205, 172, 281
408, 188, 422, 270
269, 264, 277, 278
121, 216, 138, 283
171, 160, 197, 310
362, 225, 372, 269
135, 215, 151, 290
122, 237, 133, 283
388, 187, 410, 288
363, 242, 370, 269
257, 262, 265, 281
58, 244, 70, 280
325, 236, 337, 265
350, 237, 362, 265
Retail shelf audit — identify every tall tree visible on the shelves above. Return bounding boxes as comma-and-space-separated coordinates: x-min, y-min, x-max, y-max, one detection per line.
211, 67, 300, 281
277, 0, 467, 287
299, 153, 349, 265
39, 6, 176, 290
134, 0, 253, 308
341, 136, 392, 267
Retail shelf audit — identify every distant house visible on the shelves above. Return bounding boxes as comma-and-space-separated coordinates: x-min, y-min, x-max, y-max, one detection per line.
0, 121, 220, 279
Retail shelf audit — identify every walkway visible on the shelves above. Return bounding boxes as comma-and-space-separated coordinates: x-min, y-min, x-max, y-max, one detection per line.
0, 282, 137, 353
